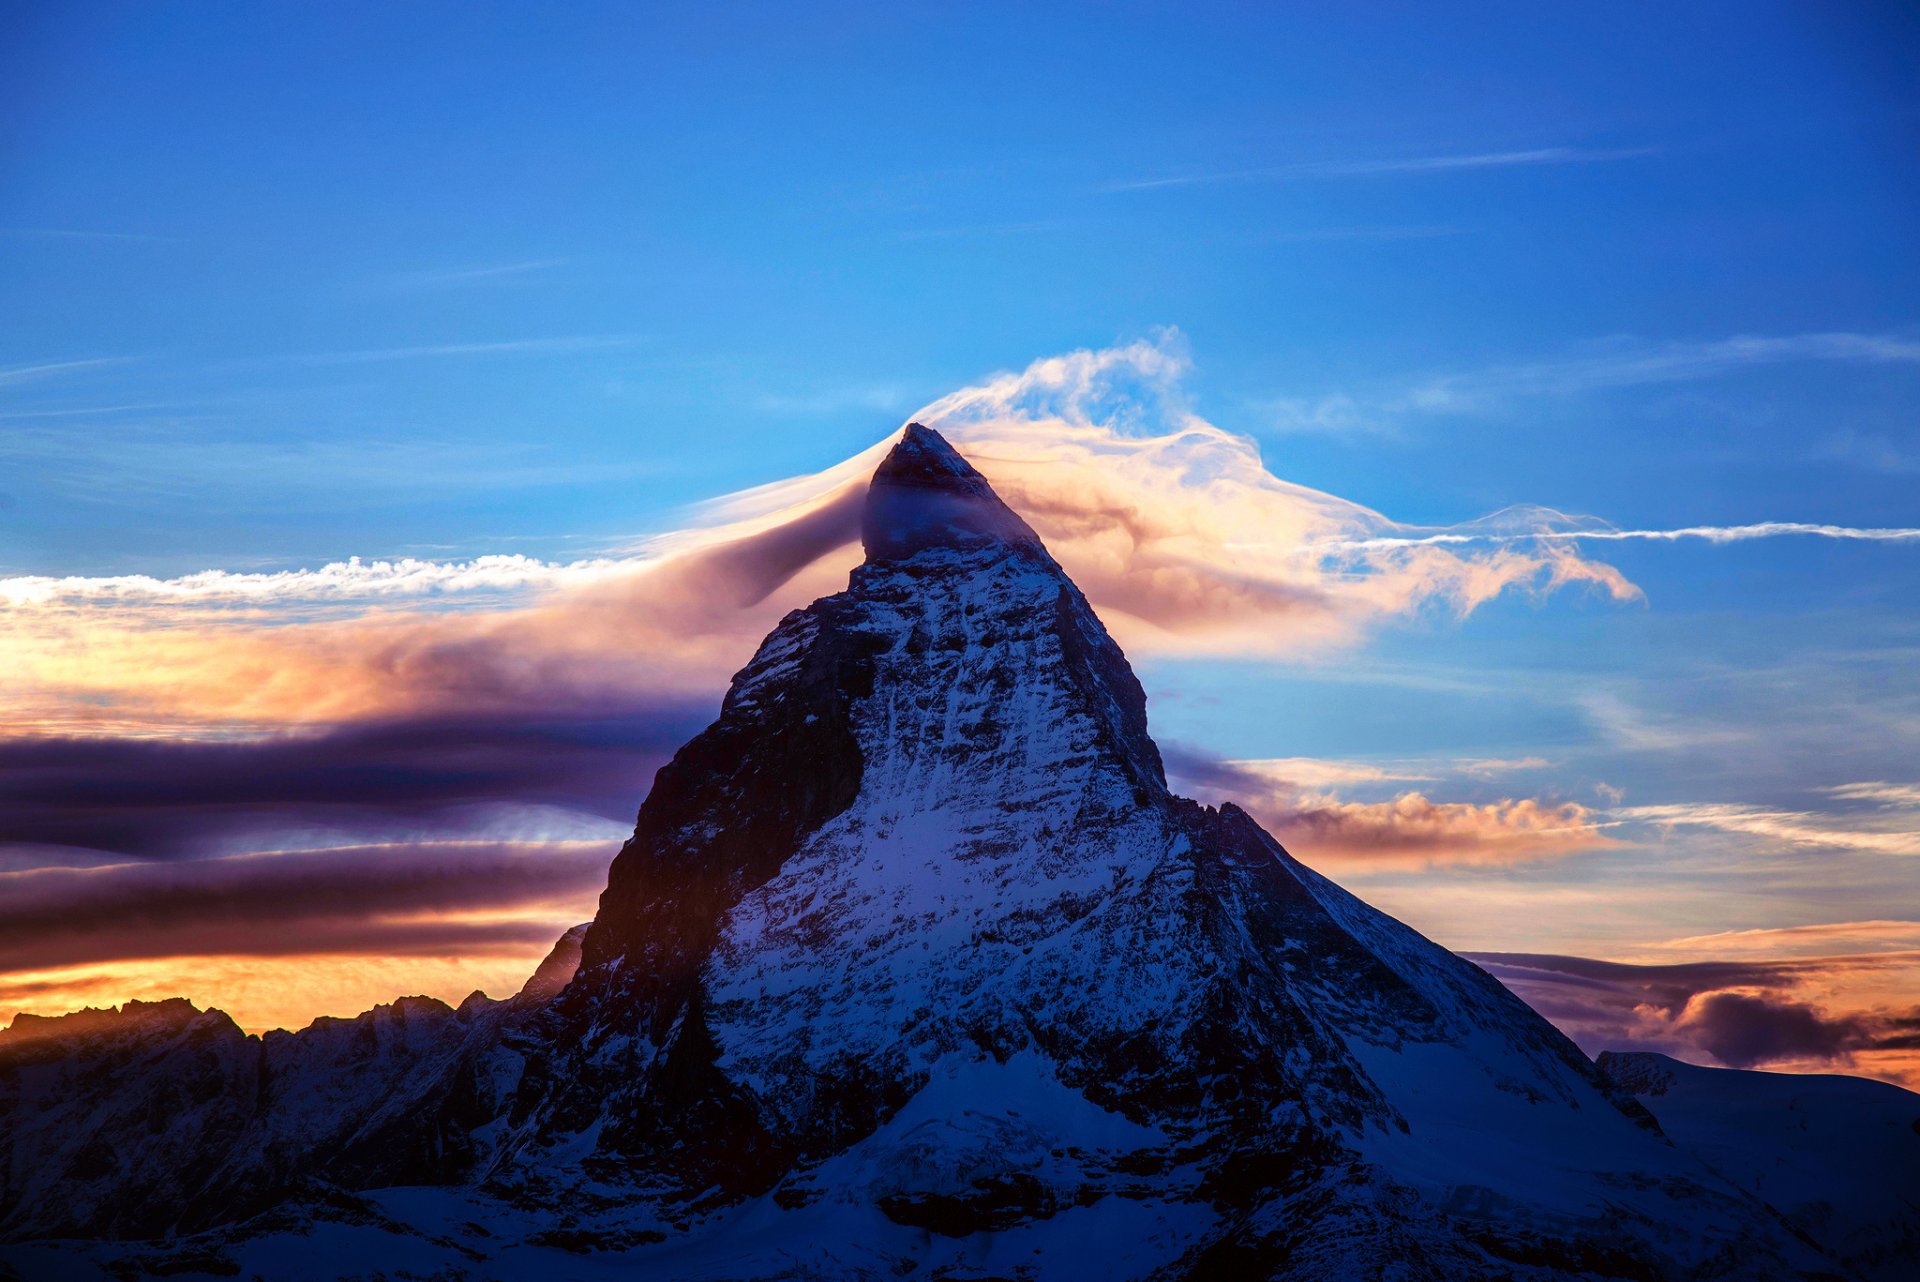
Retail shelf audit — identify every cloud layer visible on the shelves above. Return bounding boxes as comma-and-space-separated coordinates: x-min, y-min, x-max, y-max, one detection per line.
1, 333, 1649, 738
1470, 949, 1920, 1084
1165, 749, 1617, 867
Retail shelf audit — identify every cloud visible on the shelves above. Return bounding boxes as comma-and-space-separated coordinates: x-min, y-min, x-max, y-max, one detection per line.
752, 384, 913, 417
23, 333, 1905, 1044
1621, 787, 1920, 857
1164, 748, 1617, 867
283, 334, 647, 364
1106, 145, 1654, 192
1468, 950, 1920, 1083
0, 333, 1648, 737
1816, 428, 1920, 476
1405, 332, 1920, 409
1676, 991, 1868, 1068
1270, 330, 1920, 434
0, 357, 135, 386
908, 333, 1641, 656
1255, 225, 1465, 245
0, 426, 667, 504
1315, 516, 1920, 552
1220, 757, 1416, 789
0, 554, 640, 607
0, 840, 609, 976
1826, 782, 1920, 806
895, 220, 1076, 241
1658, 920, 1920, 957
0, 709, 699, 857
0, 227, 174, 243
388, 259, 571, 288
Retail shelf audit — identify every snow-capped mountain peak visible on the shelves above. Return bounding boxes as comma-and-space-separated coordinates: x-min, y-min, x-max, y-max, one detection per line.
0, 426, 1862, 1280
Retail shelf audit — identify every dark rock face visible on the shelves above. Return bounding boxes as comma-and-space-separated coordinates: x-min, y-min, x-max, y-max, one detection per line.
0, 427, 1858, 1279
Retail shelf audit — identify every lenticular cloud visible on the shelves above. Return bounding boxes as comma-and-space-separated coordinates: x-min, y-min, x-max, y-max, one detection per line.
904, 332, 1641, 654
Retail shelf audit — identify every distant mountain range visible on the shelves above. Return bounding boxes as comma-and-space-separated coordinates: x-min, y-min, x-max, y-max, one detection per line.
3, 426, 1912, 1281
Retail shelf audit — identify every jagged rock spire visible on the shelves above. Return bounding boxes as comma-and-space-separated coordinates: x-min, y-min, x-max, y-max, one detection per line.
861, 422, 1044, 562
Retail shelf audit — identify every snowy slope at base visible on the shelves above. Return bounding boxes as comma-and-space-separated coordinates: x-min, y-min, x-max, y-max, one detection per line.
1605, 1050, 1920, 1282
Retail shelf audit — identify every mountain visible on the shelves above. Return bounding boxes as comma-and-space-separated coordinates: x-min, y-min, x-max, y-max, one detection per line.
1600, 1050, 1920, 1282
0, 426, 1855, 1280
0, 924, 587, 1247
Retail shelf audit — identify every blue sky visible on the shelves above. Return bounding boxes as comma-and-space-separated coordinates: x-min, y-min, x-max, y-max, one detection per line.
5, 1, 1915, 572
3, 2, 1918, 1074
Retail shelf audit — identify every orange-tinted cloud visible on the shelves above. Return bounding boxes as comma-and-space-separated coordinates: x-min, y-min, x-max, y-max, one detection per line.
0, 334, 1640, 740
1165, 749, 1619, 866
0, 840, 608, 975
1470, 949, 1920, 1088
0, 712, 694, 855
0, 840, 607, 1032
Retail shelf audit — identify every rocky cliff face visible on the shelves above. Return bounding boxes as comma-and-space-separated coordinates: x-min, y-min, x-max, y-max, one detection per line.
0, 427, 1855, 1280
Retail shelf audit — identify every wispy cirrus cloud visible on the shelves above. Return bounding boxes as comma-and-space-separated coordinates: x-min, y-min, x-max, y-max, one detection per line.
0, 426, 667, 505
1657, 919, 1920, 957
1621, 783, 1920, 857
1254, 224, 1465, 244
1403, 331, 1920, 408
0, 227, 176, 243
1312, 514, 1920, 552
1106, 145, 1655, 192
1270, 330, 1920, 435
751, 383, 914, 417
0, 357, 138, 386
386, 258, 572, 289
282, 333, 647, 364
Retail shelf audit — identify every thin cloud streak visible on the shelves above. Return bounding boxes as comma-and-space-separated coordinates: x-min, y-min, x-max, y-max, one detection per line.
0, 357, 136, 386
0, 553, 640, 607
1164, 747, 1617, 867
1622, 800, 1920, 856
1657, 920, 1920, 957
1270, 330, 1920, 435
0, 840, 610, 973
1314, 521, 1920, 552
0, 402, 194, 421
283, 334, 647, 364
1469, 949, 1920, 1084
1, 227, 176, 243
1107, 145, 1655, 192
390, 258, 571, 287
